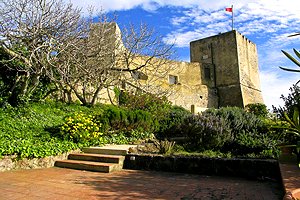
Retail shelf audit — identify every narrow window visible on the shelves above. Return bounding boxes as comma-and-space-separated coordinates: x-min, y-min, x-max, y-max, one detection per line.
204, 67, 211, 80
202, 55, 208, 60
132, 71, 148, 80
169, 75, 178, 85
121, 81, 126, 89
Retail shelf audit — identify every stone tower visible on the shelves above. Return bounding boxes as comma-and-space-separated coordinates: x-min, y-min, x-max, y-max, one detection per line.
190, 30, 263, 107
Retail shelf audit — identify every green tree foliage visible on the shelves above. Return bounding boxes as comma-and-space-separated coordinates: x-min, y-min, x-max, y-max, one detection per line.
273, 85, 300, 145
273, 84, 300, 119
0, 48, 55, 106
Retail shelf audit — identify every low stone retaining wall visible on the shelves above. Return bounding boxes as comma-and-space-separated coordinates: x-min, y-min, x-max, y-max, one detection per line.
124, 154, 281, 181
0, 150, 80, 172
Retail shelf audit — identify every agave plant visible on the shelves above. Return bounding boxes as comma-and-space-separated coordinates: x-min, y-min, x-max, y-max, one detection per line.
279, 31, 300, 75
279, 32, 300, 167
283, 107, 300, 137
153, 139, 175, 154
288, 32, 300, 37
279, 48, 300, 73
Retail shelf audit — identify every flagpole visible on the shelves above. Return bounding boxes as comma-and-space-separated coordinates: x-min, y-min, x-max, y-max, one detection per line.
231, 5, 234, 30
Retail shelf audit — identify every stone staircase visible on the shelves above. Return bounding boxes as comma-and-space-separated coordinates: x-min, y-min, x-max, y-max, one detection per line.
55, 145, 136, 173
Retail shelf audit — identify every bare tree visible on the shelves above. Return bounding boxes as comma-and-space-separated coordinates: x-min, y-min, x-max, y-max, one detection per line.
47, 15, 122, 105
113, 23, 177, 99
0, 0, 176, 106
0, 0, 85, 104
51, 20, 177, 106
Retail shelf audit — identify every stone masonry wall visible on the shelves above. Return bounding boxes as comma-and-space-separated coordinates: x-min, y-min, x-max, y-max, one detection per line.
190, 31, 242, 107
0, 150, 80, 172
166, 61, 218, 112
124, 154, 281, 181
190, 30, 264, 107
236, 32, 264, 106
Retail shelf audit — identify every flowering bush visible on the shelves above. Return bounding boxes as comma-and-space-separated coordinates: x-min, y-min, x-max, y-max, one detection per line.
181, 114, 231, 150
61, 112, 103, 143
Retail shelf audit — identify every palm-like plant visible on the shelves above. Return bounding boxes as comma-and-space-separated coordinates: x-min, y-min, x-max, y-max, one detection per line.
279, 33, 300, 166
288, 32, 300, 37
279, 32, 300, 75
283, 107, 300, 137
280, 48, 300, 73
282, 107, 300, 167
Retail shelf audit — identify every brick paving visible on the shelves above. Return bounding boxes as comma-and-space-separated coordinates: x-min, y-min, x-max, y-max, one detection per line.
280, 163, 300, 199
0, 168, 283, 200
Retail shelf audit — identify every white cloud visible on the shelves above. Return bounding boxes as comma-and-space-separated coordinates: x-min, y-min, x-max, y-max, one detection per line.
157, 0, 300, 47
171, 16, 189, 26
67, 0, 300, 16
260, 70, 299, 110
163, 31, 199, 48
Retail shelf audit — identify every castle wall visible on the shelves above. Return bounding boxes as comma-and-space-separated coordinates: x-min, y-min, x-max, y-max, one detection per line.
124, 57, 218, 112
190, 30, 264, 108
236, 33, 264, 106
190, 31, 243, 107
71, 23, 263, 110
165, 61, 218, 112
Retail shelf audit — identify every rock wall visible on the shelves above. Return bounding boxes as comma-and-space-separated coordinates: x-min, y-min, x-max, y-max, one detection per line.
0, 150, 80, 172
124, 154, 281, 181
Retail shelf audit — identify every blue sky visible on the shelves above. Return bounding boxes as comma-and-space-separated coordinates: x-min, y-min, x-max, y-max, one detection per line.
68, 0, 300, 109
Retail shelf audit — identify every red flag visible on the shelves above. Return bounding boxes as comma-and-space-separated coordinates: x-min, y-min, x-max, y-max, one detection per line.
225, 7, 232, 12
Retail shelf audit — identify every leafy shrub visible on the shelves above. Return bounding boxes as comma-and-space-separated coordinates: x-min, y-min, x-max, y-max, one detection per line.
174, 107, 279, 158
181, 114, 231, 151
172, 147, 233, 158
61, 112, 103, 143
119, 91, 172, 121
225, 130, 280, 158
203, 107, 280, 158
204, 107, 266, 140
95, 105, 158, 133
245, 103, 268, 118
156, 105, 191, 139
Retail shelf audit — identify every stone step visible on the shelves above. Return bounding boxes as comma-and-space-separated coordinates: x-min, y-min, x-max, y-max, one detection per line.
68, 153, 124, 164
83, 147, 130, 156
54, 160, 122, 173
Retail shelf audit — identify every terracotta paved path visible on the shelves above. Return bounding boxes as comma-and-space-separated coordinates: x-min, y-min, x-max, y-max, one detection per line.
0, 168, 282, 200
